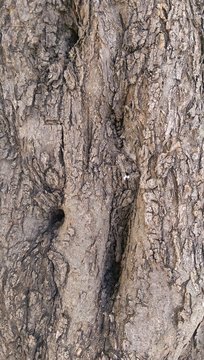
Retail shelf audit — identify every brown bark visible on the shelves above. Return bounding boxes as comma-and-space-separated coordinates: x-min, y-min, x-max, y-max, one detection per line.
0, 1, 203, 359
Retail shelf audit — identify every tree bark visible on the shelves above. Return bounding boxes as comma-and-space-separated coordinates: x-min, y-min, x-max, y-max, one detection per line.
0, 1, 203, 359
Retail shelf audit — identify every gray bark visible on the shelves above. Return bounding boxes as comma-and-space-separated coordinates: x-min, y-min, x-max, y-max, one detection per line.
0, 1, 203, 359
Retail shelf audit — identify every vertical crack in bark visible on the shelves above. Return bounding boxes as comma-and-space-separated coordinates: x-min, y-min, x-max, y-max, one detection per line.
97, 108, 140, 356
100, 188, 138, 313
97, 176, 139, 358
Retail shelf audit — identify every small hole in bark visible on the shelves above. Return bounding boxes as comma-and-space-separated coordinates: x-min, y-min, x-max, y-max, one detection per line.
50, 208, 65, 227
68, 28, 79, 48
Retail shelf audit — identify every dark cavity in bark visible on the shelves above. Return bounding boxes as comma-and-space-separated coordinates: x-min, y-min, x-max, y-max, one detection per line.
99, 188, 137, 313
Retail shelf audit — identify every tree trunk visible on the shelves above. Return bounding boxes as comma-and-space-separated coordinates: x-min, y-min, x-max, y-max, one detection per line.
0, 1, 203, 359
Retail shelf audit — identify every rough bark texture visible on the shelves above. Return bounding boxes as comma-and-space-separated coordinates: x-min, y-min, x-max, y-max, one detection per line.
0, 1, 203, 359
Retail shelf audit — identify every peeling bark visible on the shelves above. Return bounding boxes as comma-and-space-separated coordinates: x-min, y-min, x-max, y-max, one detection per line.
0, 1, 203, 359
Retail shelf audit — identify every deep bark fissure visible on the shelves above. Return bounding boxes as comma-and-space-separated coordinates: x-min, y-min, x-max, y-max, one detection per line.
100, 187, 138, 313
